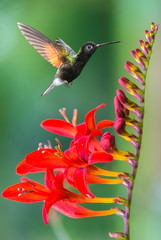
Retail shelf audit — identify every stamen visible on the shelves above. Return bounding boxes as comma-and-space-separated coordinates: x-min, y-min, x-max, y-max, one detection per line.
39, 141, 53, 149
59, 108, 70, 123
47, 140, 52, 149
55, 138, 62, 148
72, 109, 78, 126
38, 142, 43, 150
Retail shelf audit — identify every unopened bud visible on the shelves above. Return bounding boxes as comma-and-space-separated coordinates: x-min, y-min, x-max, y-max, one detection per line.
155, 24, 159, 32
151, 22, 155, 31
100, 132, 116, 153
145, 30, 151, 44
114, 117, 126, 134
109, 232, 127, 239
114, 95, 129, 118
117, 89, 127, 104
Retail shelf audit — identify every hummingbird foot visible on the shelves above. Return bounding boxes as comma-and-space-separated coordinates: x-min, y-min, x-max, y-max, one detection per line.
64, 80, 73, 87
64, 80, 69, 86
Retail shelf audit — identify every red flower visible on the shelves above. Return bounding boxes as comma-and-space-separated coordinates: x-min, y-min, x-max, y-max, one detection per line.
18, 136, 113, 198
15, 105, 124, 198
2, 169, 117, 224
41, 103, 114, 147
2, 104, 124, 225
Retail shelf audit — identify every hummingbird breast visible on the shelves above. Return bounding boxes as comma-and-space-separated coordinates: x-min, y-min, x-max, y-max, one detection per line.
57, 60, 86, 83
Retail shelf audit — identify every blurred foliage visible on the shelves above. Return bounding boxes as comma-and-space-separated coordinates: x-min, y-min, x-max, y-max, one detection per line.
0, 0, 161, 240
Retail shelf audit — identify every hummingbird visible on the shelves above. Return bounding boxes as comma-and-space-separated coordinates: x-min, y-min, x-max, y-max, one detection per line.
18, 23, 120, 96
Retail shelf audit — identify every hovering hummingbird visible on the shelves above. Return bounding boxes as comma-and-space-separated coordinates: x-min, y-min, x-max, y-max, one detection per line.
18, 23, 120, 96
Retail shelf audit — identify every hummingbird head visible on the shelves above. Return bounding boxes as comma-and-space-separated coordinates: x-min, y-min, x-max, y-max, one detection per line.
80, 41, 97, 57
76, 40, 120, 70
79, 40, 120, 58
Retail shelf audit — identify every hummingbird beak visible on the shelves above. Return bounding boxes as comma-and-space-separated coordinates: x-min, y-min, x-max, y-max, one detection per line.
96, 41, 120, 48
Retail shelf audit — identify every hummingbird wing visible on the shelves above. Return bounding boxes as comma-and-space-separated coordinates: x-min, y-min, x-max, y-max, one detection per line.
56, 38, 76, 57
17, 23, 75, 68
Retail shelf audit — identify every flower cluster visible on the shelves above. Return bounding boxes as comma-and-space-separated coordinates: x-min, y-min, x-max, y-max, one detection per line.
2, 104, 123, 224
114, 22, 159, 148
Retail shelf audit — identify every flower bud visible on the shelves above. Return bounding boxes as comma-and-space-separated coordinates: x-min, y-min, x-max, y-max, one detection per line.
145, 30, 151, 44
151, 22, 155, 31
109, 232, 127, 239
114, 95, 129, 118
125, 61, 145, 85
100, 132, 116, 153
114, 117, 126, 134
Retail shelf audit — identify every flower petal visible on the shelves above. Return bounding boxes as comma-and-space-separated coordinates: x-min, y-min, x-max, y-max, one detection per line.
55, 171, 65, 189
75, 122, 86, 136
87, 131, 103, 153
65, 145, 87, 168
16, 159, 45, 175
97, 120, 114, 130
87, 165, 120, 177
43, 199, 53, 224
2, 178, 50, 202
54, 201, 117, 218
41, 119, 77, 138
26, 149, 69, 168
85, 104, 106, 134
73, 167, 95, 198
45, 169, 56, 190
87, 175, 123, 184
64, 167, 95, 198
76, 136, 89, 160
43, 197, 59, 224
64, 167, 77, 187
88, 151, 113, 165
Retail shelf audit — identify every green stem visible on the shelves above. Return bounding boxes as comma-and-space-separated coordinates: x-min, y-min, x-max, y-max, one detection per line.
111, 23, 158, 240
122, 35, 156, 240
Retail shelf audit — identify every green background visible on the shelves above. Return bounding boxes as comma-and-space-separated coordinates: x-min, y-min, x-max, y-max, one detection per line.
1, 0, 161, 239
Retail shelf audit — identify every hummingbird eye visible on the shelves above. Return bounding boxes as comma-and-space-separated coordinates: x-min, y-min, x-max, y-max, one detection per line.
87, 45, 93, 50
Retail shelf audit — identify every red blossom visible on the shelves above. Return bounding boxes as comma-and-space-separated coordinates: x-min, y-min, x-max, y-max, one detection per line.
2, 169, 116, 224
2, 104, 122, 225
41, 104, 114, 143
16, 104, 115, 198
21, 136, 113, 198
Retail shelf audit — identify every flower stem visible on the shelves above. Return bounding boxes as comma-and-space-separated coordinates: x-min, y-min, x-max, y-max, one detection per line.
110, 22, 159, 239
123, 24, 158, 239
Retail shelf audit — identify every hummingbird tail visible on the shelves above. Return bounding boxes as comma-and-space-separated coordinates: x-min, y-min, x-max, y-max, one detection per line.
41, 78, 65, 96
41, 82, 55, 96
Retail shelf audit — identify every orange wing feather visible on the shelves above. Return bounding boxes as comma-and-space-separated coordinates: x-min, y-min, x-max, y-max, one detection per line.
43, 43, 62, 68
18, 23, 63, 68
